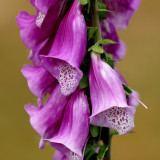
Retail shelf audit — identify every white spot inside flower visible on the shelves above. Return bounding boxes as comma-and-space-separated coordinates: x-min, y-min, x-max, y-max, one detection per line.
69, 152, 80, 160
36, 12, 45, 28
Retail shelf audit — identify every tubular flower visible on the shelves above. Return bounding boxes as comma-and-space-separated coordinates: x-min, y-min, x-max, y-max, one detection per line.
41, 0, 87, 95
25, 85, 70, 149
16, 0, 67, 66
47, 89, 89, 160
102, 0, 141, 30
101, 19, 126, 61
89, 53, 136, 135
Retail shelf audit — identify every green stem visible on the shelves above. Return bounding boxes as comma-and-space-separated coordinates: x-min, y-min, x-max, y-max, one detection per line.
91, 0, 112, 159
101, 128, 112, 160
91, 0, 102, 42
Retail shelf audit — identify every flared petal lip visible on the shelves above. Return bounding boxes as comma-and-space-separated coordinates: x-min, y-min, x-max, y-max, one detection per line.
40, 55, 80, 70
16, 11, 36, 30
40, 55, 83, 95
90, 105, 136, 135
47, 141, 83, 159
89, 105, 132, 119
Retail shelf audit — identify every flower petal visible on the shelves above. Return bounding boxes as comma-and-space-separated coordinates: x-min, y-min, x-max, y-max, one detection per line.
42, 59, 83, 96
21, 65, 55, 98
16, 0, 67, 66
35, 0, 65, 15
103, 0, 141, 30
47, 89, 90, 159
114, 68, 140, 107
101, 19, 126, 60
30, 0, 35, 6
89, 53, 136, 135
41, 0, 87, 95
53, 150, 68, 160
128, 90, 140, 107
25, 85, 70, 144
92, 106, 136, 135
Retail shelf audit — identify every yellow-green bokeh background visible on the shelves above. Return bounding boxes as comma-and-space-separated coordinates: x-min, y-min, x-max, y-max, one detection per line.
0, 0, 159, 159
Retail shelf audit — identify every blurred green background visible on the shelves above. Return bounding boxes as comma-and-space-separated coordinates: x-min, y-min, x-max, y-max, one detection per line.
0, 0, 159, 160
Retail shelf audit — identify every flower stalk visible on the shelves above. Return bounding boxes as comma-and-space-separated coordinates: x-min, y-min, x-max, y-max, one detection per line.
91, 0, 101, 42
91, 0, 112, 159
101, 128, 112, 160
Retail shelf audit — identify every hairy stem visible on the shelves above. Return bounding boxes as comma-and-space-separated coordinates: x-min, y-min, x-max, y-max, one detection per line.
91, 0, 112, 159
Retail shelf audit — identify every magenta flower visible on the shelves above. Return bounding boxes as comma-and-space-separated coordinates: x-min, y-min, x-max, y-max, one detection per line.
47, 89, 89, 159
40, 0, 87, 95
25, 85, 70, 149
53, 150, 68, 160
21, 65, 55, 105
16, 0, 67, 65
89, 53, 136, 135
103, 0, 141, 30
101, 19, 126, 60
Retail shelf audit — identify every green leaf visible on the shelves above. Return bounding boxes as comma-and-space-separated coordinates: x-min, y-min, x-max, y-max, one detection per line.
111, 130, 119, 137
79, 75, 89, 89
82, 3, 92, 22
97, 1, 107, 20
88, 45, 104, 54
105, 53, 113, 59
107, 59, 114, 69
98, 145, 109, 160
96, 39, 118, 45
122, 83, 132, 94
101, 53, 115, 68
97, 8, 114, 12
87, 0, 91, 13
84, 144, 102, 158
79, 0, 89, 5
84, 144, 93, 157
87, 27, 97, 40
126, 94, 129, 100
90, 125, 99, 137
85, 150, 96, 160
